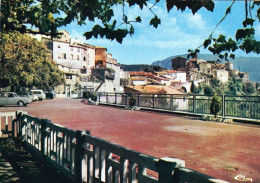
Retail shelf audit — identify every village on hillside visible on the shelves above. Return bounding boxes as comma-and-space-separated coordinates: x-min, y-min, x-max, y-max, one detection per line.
30, 30, 258, 97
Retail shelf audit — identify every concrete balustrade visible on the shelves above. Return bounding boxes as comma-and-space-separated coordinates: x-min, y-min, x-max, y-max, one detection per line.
0, 111, 229, 183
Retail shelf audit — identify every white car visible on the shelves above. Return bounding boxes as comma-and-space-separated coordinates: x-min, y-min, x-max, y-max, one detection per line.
29, 93, 39, 101
0, 92, 32, 107
30, 90, 46, 101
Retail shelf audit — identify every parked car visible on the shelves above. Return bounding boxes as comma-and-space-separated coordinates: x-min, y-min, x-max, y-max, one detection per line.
30, 90, 46, 101
43, 89, 56, 99
30, 93, 39, 101
18, 91, 34, 102
0, 92, 32, 107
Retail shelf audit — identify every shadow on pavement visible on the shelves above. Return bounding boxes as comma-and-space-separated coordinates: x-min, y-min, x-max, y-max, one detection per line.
0, 139, 68, 183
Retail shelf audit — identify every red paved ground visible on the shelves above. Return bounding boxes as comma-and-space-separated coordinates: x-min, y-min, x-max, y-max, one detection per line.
1, 98, 260, 182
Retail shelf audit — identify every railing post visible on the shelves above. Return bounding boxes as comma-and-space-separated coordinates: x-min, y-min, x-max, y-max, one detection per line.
75, 130, 85, 183
126, 93, 128, 107
12, 111, 19, 138
115, 93, 117, 104
153, 94, 155, 109
41, 119, 48, 157
222, 94, 225, 117
170, 95, 173, 111
158, 157, 185, 183
138, 94, 140, 107
106, 93, 108, 104
99, 93, 101, 103
193, 94, 196, 114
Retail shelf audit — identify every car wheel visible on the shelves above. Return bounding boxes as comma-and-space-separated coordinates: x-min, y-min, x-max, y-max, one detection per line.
17, 101, 25, 107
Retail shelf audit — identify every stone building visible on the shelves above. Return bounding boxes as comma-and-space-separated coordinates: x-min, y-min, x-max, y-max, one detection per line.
171, 57, 187, 71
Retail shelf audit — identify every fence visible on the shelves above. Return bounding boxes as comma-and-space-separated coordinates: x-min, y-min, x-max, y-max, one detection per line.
0, 111, 228, 183
97, 93, 260, 120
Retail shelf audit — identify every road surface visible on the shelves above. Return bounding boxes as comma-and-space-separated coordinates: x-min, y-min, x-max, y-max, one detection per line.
1, 98, 259, 182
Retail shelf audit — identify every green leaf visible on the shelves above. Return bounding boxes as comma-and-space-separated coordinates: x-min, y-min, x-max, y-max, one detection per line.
123, 15, 128, 23
230, 54, 235, 60
216, 34, 226, 43
166, 0, 214, 13
203, 39, 211, 48
128, 0, 148, 9
201, 0, 215, 12
115, 29, 128, 43
225, 6, 231, 15
150, 15, 161, 28
224, 52, 228, 60
84, 31, 93, 39
242, 18, 254, 27
239, 39, 254, 53
235, 28, 255, 41
92, 24, 103, 38
129, 25, 135, 35
136, 16, 142, 23
257, 8, 260, 21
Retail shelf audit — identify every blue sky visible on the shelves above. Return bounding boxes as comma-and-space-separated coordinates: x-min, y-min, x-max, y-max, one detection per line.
63, 1, 260, 65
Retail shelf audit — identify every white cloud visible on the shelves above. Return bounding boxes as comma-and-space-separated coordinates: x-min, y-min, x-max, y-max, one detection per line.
184, 13, 207, 31
64, 2, 230, 64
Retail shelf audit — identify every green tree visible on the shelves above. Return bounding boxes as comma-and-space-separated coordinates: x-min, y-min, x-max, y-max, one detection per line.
243, 82, 256, 95
225, 77, 243, 95
144, 66, 154, 72
2, 0, 260, 58
210, 94, 222, 118
129, 95, 136, 107
0, 31, 64, 92
91, 93, 98, 102
256, 82, 259, 90
204, 85, 214, 95
190, 81, 197, 94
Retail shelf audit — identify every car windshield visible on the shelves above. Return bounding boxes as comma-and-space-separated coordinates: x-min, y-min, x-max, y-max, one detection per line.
14, 93, 18, 97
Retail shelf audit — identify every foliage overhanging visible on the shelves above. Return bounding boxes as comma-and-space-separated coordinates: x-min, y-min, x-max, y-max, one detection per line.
1, 0, 260, 60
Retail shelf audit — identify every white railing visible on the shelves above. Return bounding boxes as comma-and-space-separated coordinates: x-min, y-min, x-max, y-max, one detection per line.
1, 111, 229, 183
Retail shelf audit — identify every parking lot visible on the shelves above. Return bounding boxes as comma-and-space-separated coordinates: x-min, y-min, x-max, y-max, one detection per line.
1, 98, 260, 182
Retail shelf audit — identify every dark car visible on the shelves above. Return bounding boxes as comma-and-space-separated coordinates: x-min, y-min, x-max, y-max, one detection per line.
44, 89, 56, 99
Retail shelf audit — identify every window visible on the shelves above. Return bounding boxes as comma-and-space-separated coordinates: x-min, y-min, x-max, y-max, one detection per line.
83, 57, 86, 61
70, 54, 73, 60
77, 48, 80, 52
62, 53, 67, 59
58, 44, 61, 48
8, 93, 14, 98
70, 47, 73, 51
58, 53, 62, 59
66, 74, 72, 79
76, 55, 79, 60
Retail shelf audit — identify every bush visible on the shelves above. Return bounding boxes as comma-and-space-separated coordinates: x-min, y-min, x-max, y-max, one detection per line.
129, 95, 136, 107
204, 85, 214, 95
91, 93, 97, 101
210, 94, 221, 118
84, 91, 90, 99
190, 81, 197, 93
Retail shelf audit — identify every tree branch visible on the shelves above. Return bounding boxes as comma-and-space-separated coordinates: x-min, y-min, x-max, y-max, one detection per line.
197, 0, 235, 49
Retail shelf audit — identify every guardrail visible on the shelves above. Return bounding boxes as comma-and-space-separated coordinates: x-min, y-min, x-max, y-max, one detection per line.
97, 93, 260, 120
0, 111, 228, 182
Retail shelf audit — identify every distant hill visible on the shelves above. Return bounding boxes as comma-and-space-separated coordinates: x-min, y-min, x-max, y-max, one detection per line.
152, 54, 260, 82
121, 64, 165, 72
